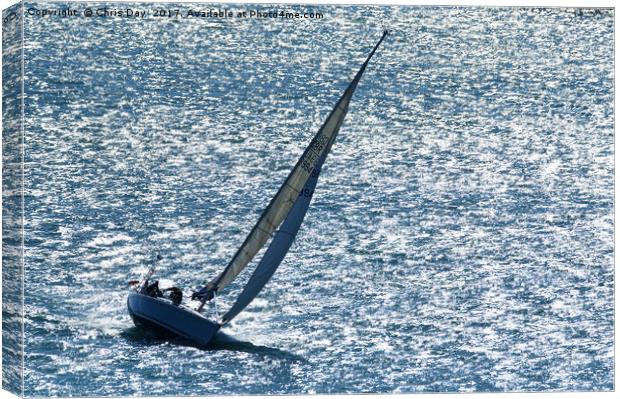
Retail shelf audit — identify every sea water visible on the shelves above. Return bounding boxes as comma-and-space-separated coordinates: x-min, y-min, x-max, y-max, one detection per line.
17, 3, 614, 395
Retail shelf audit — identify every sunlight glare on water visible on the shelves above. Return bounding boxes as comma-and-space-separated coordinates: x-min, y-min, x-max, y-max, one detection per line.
18, 2, 614, 396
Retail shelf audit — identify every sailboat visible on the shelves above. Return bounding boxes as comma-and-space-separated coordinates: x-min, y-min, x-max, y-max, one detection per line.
127, 31, 388, 346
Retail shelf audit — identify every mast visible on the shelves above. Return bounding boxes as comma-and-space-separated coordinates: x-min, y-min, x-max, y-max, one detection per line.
193, 31, 388, 308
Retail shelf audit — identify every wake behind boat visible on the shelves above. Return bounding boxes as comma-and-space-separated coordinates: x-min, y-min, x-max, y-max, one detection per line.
127, 31, 388, 347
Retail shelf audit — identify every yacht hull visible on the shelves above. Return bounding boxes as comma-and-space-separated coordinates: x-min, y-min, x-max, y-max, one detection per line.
127, 292, 221, 346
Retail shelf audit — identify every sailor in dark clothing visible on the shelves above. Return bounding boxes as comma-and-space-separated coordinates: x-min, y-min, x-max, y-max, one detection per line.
139, 279, 149, 295
163, 287, 183, 306
144, 280, 163, 298
191, 282, 216, 302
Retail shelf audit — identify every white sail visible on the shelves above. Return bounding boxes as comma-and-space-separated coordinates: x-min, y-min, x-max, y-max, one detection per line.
221, 136, 335, 323
194, 31, 388, 304
207, 101, 343, 292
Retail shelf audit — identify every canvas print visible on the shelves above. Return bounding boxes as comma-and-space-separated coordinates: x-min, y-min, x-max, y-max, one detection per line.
1, 1, 614, 396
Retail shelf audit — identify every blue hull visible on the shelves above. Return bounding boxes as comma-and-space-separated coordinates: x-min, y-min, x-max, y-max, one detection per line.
127, 292, 221, 346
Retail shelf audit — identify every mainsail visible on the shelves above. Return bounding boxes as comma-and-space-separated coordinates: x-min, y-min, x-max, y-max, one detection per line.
221, 137, 336, 323
194, 30, 388, 308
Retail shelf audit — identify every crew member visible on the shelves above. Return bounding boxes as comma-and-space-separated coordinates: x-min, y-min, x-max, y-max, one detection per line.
163, 287, 183, 306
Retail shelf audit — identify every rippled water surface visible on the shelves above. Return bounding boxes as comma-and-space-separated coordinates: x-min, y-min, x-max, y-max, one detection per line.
19, 2, 614, 396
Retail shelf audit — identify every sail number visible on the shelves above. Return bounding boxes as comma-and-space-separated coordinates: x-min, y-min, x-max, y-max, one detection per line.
301, 133, 329, 174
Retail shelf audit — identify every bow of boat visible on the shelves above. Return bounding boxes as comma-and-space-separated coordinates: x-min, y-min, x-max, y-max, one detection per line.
127, 292, 221, 346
